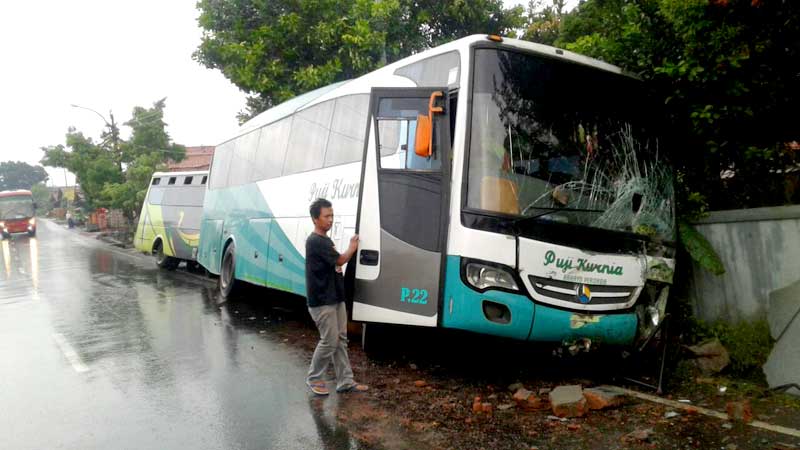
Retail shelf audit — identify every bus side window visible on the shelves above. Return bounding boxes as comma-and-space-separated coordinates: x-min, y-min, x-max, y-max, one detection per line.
168, 177, 176, 185
253, 118, 291, 181
148, 188, 164, 205
323, 94, 369, 167
230, 129, 260, 186
152, 178, 161, 186
209, 141, 234, 189
184, 176, 193, 185
201, 176, 207, 185
283, 100, 334, 176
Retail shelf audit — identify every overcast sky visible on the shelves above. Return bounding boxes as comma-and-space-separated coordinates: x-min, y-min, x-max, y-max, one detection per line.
0, 0, 246, 186
0, 0, 572, 187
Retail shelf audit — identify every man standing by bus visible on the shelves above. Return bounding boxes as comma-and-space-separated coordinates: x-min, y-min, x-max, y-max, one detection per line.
305, 198, 368, 396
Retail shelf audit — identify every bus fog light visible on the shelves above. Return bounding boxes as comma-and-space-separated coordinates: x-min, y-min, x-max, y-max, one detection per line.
465, 262, 519, 291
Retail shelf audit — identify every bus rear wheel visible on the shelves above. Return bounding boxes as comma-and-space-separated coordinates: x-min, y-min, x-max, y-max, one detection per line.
219, 243, 241, 299
154, 240, 179, 270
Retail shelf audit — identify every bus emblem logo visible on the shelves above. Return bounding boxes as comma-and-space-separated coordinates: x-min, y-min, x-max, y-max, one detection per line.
576, 285, 592, 304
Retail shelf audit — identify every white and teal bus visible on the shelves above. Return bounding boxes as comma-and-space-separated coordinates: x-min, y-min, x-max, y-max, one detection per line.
198, 35, 675, 348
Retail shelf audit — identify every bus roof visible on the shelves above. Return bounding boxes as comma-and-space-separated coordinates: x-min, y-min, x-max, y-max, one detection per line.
233, 34, 627, 141
151, 170, 209, 178
0, 189, 33, 198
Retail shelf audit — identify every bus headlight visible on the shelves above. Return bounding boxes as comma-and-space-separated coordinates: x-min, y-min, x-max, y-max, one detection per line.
465, 262, 519, 291
0, 221, 5, 228
28, 218, 36, 225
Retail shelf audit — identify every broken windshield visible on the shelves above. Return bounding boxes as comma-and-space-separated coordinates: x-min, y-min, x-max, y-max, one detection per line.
0, 196, 34, 220
467, 48, 675, 241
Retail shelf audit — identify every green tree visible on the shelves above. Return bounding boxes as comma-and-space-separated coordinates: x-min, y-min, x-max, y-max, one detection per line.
0, 161, 49, 191
556, 0, 800, 210
194, 0, 524, 121
102, 99, 185, 221
41, 99, 185, 221
522, 0, 566, 45
30, 183, 51, 215
41, 129, 121, 209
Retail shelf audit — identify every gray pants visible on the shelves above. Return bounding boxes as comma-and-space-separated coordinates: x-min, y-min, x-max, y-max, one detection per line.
307, 301, 354, 391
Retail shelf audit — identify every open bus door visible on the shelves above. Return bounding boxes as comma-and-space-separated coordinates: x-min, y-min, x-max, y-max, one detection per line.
352, 88, 451, 328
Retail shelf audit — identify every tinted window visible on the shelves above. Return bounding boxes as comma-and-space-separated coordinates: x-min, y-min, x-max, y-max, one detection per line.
394, 51, 460, 87
168, 177, 176, 185
324, 94, 369, 167
229, 129, 260, 186
283, 100, 334, 175
183, 176, 193, 185
253, 118, 291, 181
209, 141, 234, 189
148, 187, 164, 205
151, 178, 161, 185
201, 175, 207, 185
163, 186, 205, 206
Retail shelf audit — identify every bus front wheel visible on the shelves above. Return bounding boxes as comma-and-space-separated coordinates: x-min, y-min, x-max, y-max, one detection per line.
154, 240, 179, 270
219, 243, 241, 299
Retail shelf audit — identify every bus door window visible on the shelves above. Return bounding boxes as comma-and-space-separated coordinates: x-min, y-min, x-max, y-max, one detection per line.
376, 97, 442, 172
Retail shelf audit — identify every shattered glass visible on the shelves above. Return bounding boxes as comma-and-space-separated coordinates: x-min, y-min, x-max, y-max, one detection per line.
467, 48, 675, 241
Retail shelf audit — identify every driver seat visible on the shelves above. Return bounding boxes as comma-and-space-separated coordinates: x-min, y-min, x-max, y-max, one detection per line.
480, 176, 520, 215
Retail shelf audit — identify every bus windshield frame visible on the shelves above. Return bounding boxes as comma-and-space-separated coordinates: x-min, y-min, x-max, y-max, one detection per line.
465, 46, 675, 243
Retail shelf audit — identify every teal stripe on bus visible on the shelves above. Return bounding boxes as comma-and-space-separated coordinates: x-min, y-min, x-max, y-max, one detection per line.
199, 183, 307, 297
441, 255, 638, 345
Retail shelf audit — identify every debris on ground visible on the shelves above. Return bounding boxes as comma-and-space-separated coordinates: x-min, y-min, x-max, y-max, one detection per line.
549, 385, 587, 418
664, 411, 680, 419
687, 338, 731, 374
508, 382, 524, 392
583, 385, 627, 410
624, 428, 654, 442
414, 380, 427, 388
727, 400, 754, 423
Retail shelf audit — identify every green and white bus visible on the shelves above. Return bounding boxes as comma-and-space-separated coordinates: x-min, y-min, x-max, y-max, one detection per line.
199, 35, 675, 348
135, 170, 208, 269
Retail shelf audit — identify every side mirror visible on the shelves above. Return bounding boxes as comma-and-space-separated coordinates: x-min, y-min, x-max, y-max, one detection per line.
414, 91, 444, 158
33, 202, 38, 211
414, 114, 432, 157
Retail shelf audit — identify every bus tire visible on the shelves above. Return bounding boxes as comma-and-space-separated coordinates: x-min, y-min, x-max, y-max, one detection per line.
27, 229, 36, 237
154, 240, 178, 270
219, 242, 241, 299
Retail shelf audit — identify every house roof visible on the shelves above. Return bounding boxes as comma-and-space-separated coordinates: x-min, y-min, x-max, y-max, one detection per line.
166, 146, 215, 171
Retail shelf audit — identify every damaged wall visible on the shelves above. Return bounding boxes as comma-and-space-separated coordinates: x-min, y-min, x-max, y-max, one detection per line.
689, 205, 800, 323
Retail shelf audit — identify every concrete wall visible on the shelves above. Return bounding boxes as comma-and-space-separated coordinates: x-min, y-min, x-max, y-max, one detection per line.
689, 205, 800, 323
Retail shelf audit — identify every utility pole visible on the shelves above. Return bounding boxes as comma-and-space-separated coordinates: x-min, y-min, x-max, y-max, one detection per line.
70, 104, 123, 171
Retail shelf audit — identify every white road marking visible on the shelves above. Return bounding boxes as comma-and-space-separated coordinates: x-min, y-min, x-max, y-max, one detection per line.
52, 333, 89, 373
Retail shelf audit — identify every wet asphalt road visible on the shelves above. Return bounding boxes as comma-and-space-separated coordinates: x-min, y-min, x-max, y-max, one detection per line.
0, 219, 363, 450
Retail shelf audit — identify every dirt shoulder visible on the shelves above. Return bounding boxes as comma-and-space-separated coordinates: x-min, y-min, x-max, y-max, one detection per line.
223, 295, 800, 450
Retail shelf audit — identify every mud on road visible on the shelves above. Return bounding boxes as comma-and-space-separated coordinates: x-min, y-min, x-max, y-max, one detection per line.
219, 289, 800, 450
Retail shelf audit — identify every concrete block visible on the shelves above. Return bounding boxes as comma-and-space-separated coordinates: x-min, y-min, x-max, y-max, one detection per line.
583, 386, 627, 410
549, 385, 587, 418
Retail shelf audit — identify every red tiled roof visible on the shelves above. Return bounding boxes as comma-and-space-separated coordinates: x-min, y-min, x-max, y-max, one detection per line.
166, 146, 215, 171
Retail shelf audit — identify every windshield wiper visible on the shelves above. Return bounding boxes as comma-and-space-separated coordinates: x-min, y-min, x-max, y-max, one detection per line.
513, 206, 605, 229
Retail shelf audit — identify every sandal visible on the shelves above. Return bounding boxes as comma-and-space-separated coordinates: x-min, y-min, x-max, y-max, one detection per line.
336, 383, 368, 393
307, 380, 330, 396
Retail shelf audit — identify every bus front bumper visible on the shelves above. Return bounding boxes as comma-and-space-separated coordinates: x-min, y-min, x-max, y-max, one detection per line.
1, 218, 35, 235
441, 256, 640, 346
